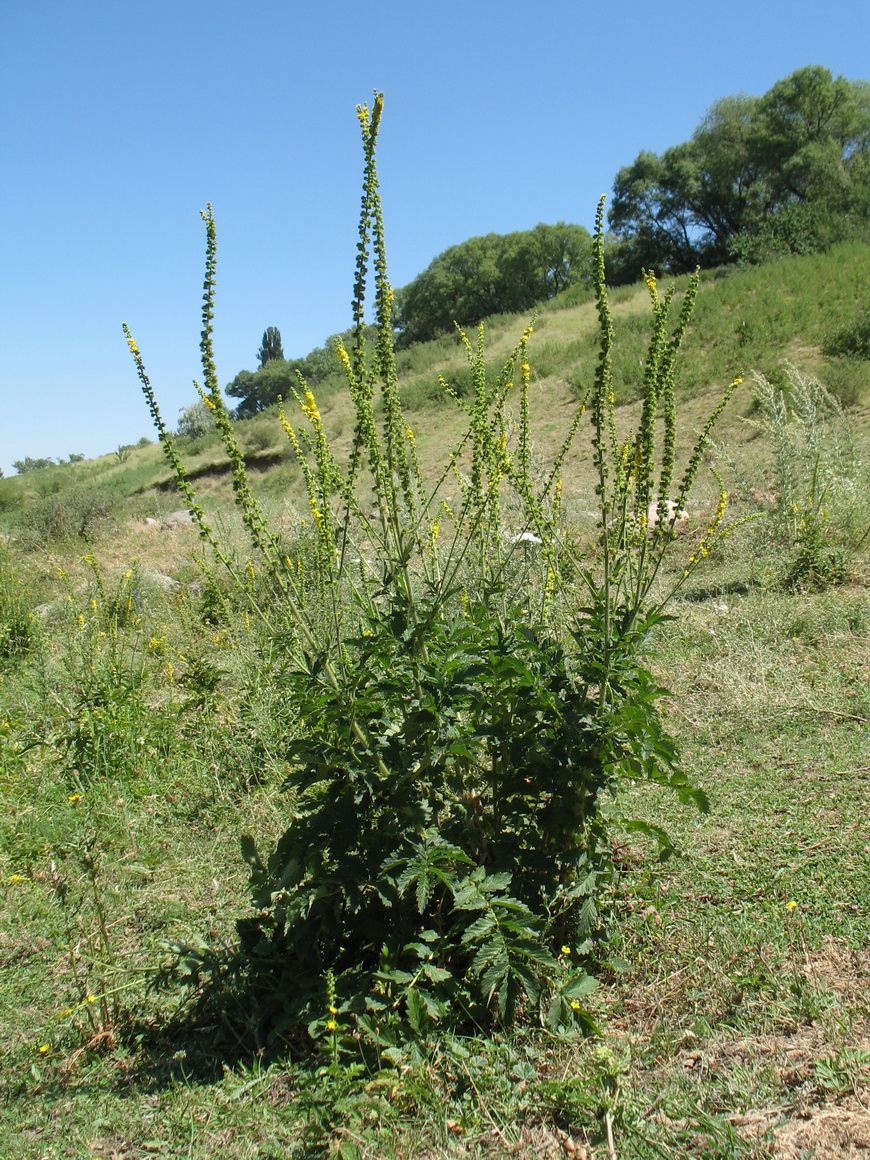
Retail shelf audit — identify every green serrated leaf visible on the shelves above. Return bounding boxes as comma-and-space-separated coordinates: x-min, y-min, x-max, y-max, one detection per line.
405, 985, 426, 1035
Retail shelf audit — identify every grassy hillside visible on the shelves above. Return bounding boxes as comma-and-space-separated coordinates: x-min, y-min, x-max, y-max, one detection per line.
1, 241, 869, 1159
1, 240, 868, 532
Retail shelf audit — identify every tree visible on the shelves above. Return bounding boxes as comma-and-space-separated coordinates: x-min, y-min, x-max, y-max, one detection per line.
394, 223, 593, 346
176, 399, 217, 439
257, 326, 285, 367
226, 327, 377, 417
12, 456, 56, 473
608, 67, 870, 279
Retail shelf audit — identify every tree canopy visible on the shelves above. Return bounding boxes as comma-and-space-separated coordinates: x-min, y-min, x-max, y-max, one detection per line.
257, 326, 285, 367
394, 222, 593, 346
608, 66, 870, 278
225, 327, 374, 417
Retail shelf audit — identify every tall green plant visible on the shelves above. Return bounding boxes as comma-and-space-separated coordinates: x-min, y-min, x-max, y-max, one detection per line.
126, 95, 738, 1045
749, 362, 865, 588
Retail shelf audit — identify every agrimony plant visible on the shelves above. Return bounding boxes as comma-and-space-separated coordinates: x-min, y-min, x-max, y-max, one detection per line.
127, 94, 738, 1046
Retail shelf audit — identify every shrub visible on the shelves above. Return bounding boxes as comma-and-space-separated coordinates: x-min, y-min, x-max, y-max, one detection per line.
13, 487, 116, 548
749, 363, 865, 589
126, 95, 739, 1048
824, 307, 870, 361
177, 398, 218, 440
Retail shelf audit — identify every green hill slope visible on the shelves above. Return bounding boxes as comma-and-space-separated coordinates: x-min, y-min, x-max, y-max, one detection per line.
1, 240, 868, 539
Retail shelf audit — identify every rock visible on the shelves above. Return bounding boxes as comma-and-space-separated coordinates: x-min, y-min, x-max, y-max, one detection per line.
163, 510, 194, 530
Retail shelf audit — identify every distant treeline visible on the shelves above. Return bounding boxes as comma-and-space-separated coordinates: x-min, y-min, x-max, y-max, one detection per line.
225, 65, 869, 417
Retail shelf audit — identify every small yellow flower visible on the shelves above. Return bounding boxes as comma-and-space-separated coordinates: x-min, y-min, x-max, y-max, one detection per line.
785, 899, 798, 911
8, 873, 24, 883
38, 1044, 50, 1054
68, 792, 82, 803
327, 1005, 338, 1015
570, 1000, 582, 1011
326, 1019, 338, 1032
86, 994, 96, 1004
561, 945, 571, 956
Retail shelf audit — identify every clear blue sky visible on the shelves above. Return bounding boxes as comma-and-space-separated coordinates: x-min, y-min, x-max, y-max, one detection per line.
1, 0, 868, 477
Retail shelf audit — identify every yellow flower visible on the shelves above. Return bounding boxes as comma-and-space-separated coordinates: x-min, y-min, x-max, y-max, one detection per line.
570, 1000, 582, 1011
301, 389, 320, 426
326, 1019, 338, 1032
785, 899, 798, 911
8, 874, 25, 883
561, 945, 571, 956
38, 1044, 50, 1054
68, 792, 82, 803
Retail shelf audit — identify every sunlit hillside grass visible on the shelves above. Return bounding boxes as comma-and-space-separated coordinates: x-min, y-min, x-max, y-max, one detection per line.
1, 240, 868, 537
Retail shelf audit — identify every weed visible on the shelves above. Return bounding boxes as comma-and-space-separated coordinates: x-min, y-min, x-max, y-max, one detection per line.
123, 96, 745, 1052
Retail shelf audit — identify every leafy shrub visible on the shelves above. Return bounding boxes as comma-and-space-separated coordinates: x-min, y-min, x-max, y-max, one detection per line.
177, 398, 218, 440
824, 307, 870, 360
749, 363, 865, 589
127, 96, 738, 1048
14, 487, 116, 548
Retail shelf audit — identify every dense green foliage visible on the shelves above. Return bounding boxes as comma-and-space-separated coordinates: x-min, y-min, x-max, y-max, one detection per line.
12, 455, 58, 473
176, 398, 217, 439
117, 98, 750, 1050
225, 325, 377, 417
394, 223, 593, 346
257, 325, 285, 367
608, 66, 870, 278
